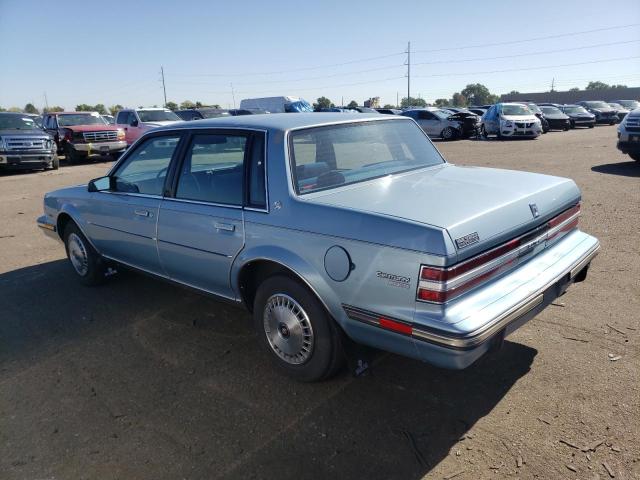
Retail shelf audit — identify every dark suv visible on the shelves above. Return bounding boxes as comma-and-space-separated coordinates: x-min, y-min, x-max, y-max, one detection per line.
576, 101, 617, 125
0, 112, 58, 171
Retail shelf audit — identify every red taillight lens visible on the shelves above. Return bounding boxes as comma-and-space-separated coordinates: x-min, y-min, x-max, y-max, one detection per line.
417, 204, 580, 304
379, 317, 413, 335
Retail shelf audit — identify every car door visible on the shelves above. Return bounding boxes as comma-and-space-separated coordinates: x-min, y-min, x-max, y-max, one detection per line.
417, 111, 440, 137
81, 132, 184, 275
156, 130, 262, 299
485, 106, 499, 134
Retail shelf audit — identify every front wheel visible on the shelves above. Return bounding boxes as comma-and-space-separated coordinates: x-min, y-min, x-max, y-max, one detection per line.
440, 126, 457, 141
51, 155, 60, 170
253, 275, 344, 382
629, 153, 640, 162
588, 124, 595, 129
64, 144, 81, 164
63, 223, 106, 286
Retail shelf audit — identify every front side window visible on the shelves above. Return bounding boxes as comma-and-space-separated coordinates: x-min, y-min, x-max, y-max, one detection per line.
176, 134, 247, 205
290, 119, 444, 195
113, 135, 181, 195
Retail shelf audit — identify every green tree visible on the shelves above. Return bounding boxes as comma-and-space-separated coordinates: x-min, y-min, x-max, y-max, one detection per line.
44, 106, 64, 113
568, 87, 580, 92
611, 84, 627, 89
451, 92, 467, 107
93, 104, 107, 115
313, 96, 333, 110
460, 83, 498, 105
585, 81, 609, 90
194, 101, 204, 108
434, 98, 450, 107
8, 107, 22, 112
76, 103, 95, 112
109, 104, 124, 116
24, 103, 39, 114
165, 101, 178, 111
400, 96, 426, 108
508, 90, 520, 95
0, 106, 5, 112
382, 104, 395, 109
347, 100, 359, 109
180, 100, 196, 109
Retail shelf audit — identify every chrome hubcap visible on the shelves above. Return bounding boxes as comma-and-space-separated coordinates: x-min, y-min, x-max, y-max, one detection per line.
263, 294, 314, 365
68, 233, 89, 276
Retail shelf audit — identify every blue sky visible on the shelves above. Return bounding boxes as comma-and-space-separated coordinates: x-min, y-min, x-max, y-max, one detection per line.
1, 0, 639, 110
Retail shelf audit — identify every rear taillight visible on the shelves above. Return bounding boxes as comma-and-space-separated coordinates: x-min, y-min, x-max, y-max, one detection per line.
417, 204, 581, 304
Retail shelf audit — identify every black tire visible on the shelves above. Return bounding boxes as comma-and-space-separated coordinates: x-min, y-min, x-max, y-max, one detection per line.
253, 275, 345, 382
588, 124, 595, 129
481, 125, 488, 138
63, 222, 105, 286
51, 155, 60, 170
64, 144, 81, 164
440, 126, 457, 141
629, 153, 640, 162
569, 120, 575, 129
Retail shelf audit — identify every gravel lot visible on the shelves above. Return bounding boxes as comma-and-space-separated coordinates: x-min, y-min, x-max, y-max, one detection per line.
0, 124, 638, 480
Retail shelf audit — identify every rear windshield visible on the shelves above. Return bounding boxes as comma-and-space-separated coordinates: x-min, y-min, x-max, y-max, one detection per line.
137, 110, 180, 122
58, 113, 106, 126
0, 114, 41, 130
583, 101, 610, 109
290, 120, 444, 194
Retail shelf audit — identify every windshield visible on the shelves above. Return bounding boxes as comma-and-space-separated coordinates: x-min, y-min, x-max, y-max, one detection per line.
526, 103, 541, 113
0, 114, 41, 130
432, 109, 452, 119
501, 104, 532, 116
608, 103, 625, 110
290, 120, 444, 194
583, 101, 610, 109
541, 106, 562, 115
616, 100, 639, 109
563, 106, 589, 114
137, 110, 180, 122
57, 113, 106, 126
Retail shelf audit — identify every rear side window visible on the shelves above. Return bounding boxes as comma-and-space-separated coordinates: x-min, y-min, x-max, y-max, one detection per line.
248, 134, 266, 208
176, 134, 247, 205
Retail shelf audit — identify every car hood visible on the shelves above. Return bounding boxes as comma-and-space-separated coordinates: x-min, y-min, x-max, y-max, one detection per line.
0, 128, 51, 137
587, 107, 615, 113
62, 124, 120, 132
141, 121, 179, 127
544, 113, 570, 120
501, 115, 539, 122
304, 164, 580, 259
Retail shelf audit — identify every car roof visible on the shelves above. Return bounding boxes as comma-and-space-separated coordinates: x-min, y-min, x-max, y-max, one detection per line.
153, 112, 408, 133
51, 111, 99, 115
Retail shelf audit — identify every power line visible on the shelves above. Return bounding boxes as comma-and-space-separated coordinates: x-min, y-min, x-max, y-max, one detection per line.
412, 23, 640, 53
412, 56, 640, 78
411, 40, 640, 66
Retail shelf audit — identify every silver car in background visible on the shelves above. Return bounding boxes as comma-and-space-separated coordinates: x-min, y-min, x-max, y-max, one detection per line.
401, 107, 464, 140
481, 103, 542, 139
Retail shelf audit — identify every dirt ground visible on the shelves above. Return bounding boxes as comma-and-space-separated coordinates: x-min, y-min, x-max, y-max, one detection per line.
0, 124, 638, 480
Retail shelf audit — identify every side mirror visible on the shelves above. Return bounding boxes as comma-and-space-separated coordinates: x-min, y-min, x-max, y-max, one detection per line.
130, 119, 139, 127
88, 176, 113, 192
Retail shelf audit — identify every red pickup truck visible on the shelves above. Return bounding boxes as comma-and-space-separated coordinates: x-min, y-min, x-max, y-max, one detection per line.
42, 111, 126, 164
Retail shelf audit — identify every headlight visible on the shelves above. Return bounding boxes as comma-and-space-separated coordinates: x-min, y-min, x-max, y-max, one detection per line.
503, 120, 513, 127
0, 136, 5, 150
45, 139, 53, 149
116, 128, 125, 140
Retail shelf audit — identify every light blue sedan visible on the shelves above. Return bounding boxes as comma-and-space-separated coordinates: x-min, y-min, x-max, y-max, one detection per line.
37, 113, 599, 381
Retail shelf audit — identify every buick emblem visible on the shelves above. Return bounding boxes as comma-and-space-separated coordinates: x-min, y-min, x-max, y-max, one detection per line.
529, 203, 539, 218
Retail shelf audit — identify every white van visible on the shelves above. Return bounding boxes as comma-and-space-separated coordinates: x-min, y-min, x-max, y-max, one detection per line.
239, 96, 312, 113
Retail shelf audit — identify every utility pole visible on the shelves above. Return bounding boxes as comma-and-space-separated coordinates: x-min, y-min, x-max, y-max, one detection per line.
396, 91, 399, 108
160, 66, 167, 107
405, 41, 411, 107
550, 77, 555, 92
43, 91, 49, 111
230, 83, 236, 109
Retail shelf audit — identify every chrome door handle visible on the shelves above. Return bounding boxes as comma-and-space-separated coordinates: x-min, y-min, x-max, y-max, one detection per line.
134, 209, 151, 217
214, 222, 235, 232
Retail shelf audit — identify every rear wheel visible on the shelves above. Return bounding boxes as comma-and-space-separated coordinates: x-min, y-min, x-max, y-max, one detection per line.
253, 275, 344, 382
629, 153, 640, 162
63, 223, 105, 286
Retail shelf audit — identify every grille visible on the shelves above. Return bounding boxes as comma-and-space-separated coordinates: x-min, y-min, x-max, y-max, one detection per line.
515, 122, 533, 128
3, 136, 49, 151
83, 131, 118, 142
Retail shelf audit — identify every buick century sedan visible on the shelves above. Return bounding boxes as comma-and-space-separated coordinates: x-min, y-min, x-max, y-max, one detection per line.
37, 113, 599, 381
